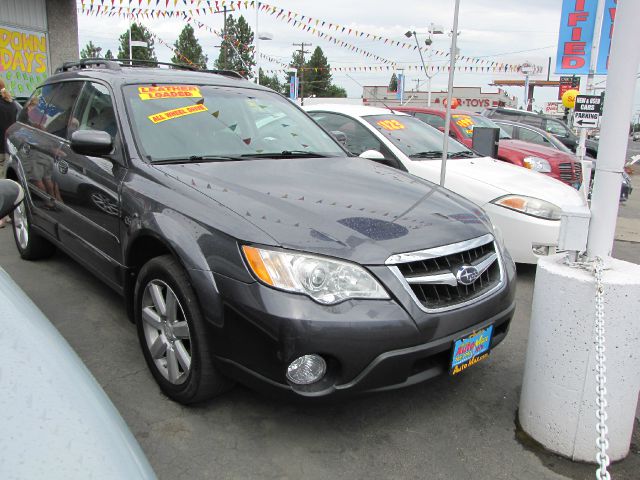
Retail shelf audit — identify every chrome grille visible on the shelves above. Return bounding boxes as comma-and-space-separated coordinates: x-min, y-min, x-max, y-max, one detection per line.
559, 162, 582, 184
387, 234, 503, 312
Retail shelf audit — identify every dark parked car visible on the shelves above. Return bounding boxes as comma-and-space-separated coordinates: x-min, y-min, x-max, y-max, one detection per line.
6, 59, 515, 404
483, 107, 599, 157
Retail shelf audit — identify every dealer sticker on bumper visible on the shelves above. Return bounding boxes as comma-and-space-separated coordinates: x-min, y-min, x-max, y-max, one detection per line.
450, 325, 493, 375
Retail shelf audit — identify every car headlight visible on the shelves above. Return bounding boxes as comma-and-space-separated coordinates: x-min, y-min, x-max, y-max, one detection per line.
491, 195, 562, 220
242, 245, 389, 304
523, 156, 552, 173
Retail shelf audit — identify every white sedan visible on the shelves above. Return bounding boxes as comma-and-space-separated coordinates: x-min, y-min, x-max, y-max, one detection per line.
304, 104, 588, 264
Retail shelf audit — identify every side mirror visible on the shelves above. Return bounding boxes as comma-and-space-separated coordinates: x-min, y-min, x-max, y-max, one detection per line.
330, 130, 347, 146
70, 130, 113, 156
359, 150, 386, 161
0, 180, 24, 219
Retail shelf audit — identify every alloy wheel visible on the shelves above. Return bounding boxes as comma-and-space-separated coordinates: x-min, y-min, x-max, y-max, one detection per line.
13, 202, 29, 250
141, 280, 192, 385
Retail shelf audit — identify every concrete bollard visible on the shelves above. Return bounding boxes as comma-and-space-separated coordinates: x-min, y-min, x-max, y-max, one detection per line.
519, 254, 640, 462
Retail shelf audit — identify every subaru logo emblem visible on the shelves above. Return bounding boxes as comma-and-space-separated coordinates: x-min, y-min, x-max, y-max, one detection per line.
456, 265, 480, 286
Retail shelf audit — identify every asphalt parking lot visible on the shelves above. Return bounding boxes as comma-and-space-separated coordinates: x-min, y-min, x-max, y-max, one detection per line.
1, 151, 639, 480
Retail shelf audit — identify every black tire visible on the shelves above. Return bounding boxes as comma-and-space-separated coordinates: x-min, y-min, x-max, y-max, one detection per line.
11, 199, 56, 260
134, 255, 232, 404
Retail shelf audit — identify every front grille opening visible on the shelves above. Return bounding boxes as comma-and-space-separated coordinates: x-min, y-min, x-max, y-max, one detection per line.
396, 240, 502, 310
559, 162, 582, 183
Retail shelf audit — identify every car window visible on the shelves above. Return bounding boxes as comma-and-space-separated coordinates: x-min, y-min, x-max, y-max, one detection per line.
520, 115, 544, 128
414, 112, 445, 130
69, 82, 118, 140
451, 114, 511, 139
123, 85, 345, 161
518, 127, 551, 146
309, 112, 390, 157
544, 119, 570, 137
362, 114, 472, 159
41, 81, 84, 138
496, 122, 514, 136
17, 84, 57, 129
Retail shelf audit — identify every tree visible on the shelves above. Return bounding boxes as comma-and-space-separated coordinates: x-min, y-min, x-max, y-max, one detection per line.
172, 24, 207, 68
388, 73, 398, 92
325, 84, 347, 98
117, 22, 157, 63
304, 47, 332, 97
80, 41, 102, 59
104, 49, 114, 60
259, 68, 285, 93
287, 46, 346, 98
215, 14, 255, 77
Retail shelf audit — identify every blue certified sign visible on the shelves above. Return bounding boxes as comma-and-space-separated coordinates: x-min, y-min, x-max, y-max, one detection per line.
596, 0, 617, 74
555, 0, 599, 75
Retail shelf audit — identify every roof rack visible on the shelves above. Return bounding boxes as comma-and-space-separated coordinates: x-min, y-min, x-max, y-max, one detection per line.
55, 58, 245, 79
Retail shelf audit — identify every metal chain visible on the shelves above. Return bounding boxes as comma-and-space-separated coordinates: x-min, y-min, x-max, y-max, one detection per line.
593, 257, 611, 480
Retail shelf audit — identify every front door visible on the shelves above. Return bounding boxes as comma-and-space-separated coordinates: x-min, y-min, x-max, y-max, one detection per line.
55, 81, 125, 286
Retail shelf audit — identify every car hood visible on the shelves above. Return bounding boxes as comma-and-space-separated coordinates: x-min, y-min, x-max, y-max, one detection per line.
499, 139, 577, 162
152, 158, 492, 265
406, 156, 587, 208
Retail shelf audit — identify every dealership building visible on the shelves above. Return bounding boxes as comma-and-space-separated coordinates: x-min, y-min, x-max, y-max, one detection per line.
362, 85, 518, 111
1, 0, 78, 98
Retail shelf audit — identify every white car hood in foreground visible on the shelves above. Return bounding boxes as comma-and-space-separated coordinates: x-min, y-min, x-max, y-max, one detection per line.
406, 156, 586, 209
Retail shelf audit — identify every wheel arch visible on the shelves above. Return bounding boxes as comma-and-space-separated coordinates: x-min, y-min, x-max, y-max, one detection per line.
124, 219, 224, 328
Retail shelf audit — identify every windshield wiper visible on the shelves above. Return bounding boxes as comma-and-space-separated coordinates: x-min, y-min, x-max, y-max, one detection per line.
409, 150, 443, 159
448, 151, 477, 158
152, 155, 244, 164
241, 150, 329, 159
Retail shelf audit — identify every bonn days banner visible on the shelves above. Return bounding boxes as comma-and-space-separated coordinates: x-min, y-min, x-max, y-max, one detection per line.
0, 24, 49, 97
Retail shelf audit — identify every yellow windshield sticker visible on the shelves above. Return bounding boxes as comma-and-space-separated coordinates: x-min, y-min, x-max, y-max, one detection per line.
453, 115, 474, 129
148, 104, 208, 124
138, 85, 202, 100
377, 119, 405, 131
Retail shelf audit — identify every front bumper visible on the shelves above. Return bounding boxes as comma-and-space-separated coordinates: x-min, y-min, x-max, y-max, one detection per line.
203, 256, 516, 398
483, 203, 561, 264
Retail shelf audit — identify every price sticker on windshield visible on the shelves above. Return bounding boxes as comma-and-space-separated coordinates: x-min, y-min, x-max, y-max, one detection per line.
138, 85, 202, 100
377, 119, 405, 131
453, 115, 474, 129
148, 103, 208, 124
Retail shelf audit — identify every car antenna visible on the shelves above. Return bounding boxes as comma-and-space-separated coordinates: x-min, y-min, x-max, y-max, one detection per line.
345, 74, 396, 114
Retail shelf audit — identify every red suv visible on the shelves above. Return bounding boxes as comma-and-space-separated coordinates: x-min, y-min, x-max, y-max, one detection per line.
395, 107, 582, 188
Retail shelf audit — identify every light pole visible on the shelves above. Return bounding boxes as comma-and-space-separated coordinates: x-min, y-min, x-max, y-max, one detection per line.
254, 32, 273, 84
405, 23, 444, 106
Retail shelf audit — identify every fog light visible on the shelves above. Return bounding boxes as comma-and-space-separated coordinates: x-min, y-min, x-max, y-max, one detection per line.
286, 354, 326, 385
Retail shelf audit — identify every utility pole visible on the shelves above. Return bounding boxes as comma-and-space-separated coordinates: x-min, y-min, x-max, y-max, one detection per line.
223, 6, 228, 70
292, 42, 311, 105
212, 6, 230, 69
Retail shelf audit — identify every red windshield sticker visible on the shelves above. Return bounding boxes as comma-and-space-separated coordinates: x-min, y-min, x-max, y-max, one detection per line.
377, 119, 405, 131
148, 104, 208, 124
138, 85, 202, 100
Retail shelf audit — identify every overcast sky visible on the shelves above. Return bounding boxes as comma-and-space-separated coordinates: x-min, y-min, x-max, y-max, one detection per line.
78, 0, 640, 115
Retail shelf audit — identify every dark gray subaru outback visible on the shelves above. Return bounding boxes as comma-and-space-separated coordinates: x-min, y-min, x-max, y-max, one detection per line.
6, 59, 515, 404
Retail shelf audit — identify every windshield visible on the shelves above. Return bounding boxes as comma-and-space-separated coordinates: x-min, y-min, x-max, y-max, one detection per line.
123, 84, 345, 162
362, 114, 474, 159
452, 114, 511, 139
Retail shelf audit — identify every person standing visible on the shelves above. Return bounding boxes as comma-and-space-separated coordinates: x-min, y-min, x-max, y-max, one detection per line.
0, 79, 20, 227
